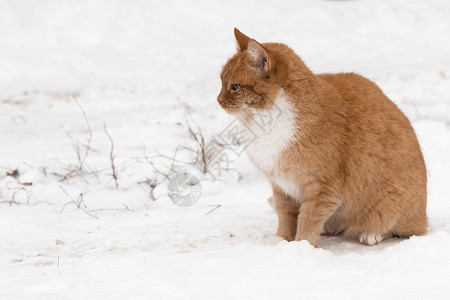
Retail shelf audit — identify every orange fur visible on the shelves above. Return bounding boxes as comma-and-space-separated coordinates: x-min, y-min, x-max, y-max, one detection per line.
218, 28, 427, 247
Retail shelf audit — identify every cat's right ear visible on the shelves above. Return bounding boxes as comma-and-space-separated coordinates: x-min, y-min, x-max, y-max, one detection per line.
247, 39, 272, 73
234, 28, 251, 51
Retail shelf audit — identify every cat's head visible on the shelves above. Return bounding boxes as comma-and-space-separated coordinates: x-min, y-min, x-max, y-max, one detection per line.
217, 28, 295, 116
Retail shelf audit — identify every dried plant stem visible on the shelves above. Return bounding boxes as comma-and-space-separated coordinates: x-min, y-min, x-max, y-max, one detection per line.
184, 113, 207, 173
72, 95, 92, 171
57, 255, 62, 276
205, 204, 222, 216
59, 186, 97, 218
103, 122, 119, 188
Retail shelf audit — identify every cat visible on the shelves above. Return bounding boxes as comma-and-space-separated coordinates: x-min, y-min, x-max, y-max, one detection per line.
217, 28, 427, 247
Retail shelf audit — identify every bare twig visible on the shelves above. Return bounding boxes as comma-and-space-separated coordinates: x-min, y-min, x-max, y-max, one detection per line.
1, 181, 52, 206
142, 146, 180, 182
0, 200, 24, 206
72, 95, 92, 171
184, 113, 207, 173
103, 122, 119, 188
205, 204, 222, 216
59, 186, 97, 218
57, 255, 62, 276
54, 96, 97, 183
4, 183, 31, 206
90, 203, 133, 212
137, 176, 160, 202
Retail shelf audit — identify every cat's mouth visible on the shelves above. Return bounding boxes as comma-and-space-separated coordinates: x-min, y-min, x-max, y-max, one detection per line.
218, 101, 241, 115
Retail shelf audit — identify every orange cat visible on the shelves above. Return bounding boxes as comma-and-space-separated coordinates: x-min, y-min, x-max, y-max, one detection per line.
217, 28, 427, 246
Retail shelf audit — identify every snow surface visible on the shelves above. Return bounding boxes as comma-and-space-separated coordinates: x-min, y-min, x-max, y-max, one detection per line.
1, 0, 450, 299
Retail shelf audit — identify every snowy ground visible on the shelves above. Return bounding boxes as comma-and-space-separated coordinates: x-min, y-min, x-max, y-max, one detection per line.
1, 0, 450, 299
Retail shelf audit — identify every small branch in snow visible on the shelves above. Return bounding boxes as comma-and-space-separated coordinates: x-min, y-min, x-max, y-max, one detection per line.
57, 255, 62, 276
2, 182, 32, 206
55, 96, 98, 184
72, 95, 93, 172
90, 204, 134, 212
103, 122, 119, 188
184, 113, 207, 174
137, 176, 160, 203
59, 186, 97, 218
205, 204, 222, 216
142, 145, 181, 182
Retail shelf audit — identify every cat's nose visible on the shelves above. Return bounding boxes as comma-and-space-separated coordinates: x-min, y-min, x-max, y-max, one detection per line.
217, 96, 223, 104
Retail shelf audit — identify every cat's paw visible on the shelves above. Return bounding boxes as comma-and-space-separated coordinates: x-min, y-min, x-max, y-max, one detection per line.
276, 231, 296, 242
276, 228, 296, 242
358, 232, 384, 246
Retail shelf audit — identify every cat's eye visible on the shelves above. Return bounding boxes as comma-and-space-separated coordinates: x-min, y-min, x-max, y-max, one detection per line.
231, 84, 240, 91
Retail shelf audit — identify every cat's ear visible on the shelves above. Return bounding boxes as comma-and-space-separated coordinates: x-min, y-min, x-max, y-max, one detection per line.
247, 39, 271, 72
234, 28, 251, 51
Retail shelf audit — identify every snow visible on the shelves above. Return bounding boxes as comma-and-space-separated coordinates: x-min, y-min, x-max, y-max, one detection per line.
1, 0, 450, 298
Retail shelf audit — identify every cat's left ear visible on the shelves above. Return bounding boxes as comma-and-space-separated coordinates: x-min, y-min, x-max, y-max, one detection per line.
247, 39, 272, 73
234, 28, 251, 51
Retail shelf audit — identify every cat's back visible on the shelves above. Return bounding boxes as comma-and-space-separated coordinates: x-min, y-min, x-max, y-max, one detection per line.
317, 72, 414, 133
317, 72, 389, 109
318, 71, 423, 160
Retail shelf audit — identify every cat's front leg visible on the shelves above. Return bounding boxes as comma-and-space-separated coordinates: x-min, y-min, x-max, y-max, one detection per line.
272, 186, 300, 242
295, 192, 342, 247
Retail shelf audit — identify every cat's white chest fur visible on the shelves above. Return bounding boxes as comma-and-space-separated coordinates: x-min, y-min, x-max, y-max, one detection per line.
239, 89, 301, 200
